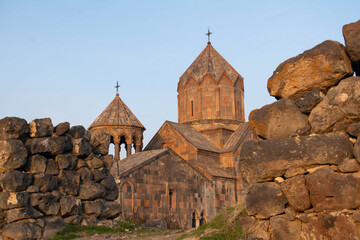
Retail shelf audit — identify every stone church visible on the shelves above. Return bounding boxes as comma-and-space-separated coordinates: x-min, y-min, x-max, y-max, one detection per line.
89, 40, 257, 229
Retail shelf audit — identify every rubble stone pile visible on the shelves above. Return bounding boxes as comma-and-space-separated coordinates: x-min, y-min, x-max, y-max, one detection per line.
241, 19, 360, 240
0, 117, 119, 239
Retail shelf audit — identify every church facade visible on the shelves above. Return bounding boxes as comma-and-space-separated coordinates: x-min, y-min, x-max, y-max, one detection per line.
89, 41, 257, 229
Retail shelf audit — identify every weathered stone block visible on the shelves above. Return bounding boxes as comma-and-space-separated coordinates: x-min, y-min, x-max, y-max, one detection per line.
29, 118, 53, 138
309, 76, 360, 133
93, 168, 106, 182
239, 134, 353, 183
60, 195, 81, 217
77, 167, 94, 181
6, 206, 43, 223
306, 167, 360, 211
100, 201, 121, 219
79, 180, 106, 200
236, 216, 270, 240
270, 215, 301, 240
87, 156, 104, 169
0, 170, 33, 192
281, 175, 311, 211
338, 158, 360, 173
0, 117, 29, 140
54, 122, 70, 136
249, 98, 309, 139
45, 159, 59, 175
245, 182, 287, 219
69, 125, 91, 141
55, 153, 78, 170
267, 40, 353, 99
294, 88, 324, 114
0, 139, 28, 174
2, 221, 42, 240
83, 199, 104, 217
33, 173, 58, 193
27, 154, 47, 174
343, 19, 360, 75
30, 192, 60, 215
43, 216, 66, 239
301, 212, 360, 240
72, 138, 91, 158
0, 192, 29, 210
58, 170, 81, 195
101, 175, 118, 201
346, 122, 360, 137
25, 135, 72, 156
90, 132, 110, 155
102, 155, 113, 172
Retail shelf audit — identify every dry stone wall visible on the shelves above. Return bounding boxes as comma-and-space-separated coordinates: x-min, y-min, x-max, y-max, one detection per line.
0, 117, 119, 239
242, 20, 360, 240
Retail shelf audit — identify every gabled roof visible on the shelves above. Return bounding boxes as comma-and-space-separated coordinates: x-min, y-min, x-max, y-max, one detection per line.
221, 123, 255, 153
166, 121, 219, 152
197, 163, 236, 179
179, 43, 243, 88
89, 94, 145, 130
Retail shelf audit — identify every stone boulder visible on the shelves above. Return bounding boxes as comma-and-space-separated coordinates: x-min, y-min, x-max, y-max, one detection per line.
0, 117, 29, 140
45, 159, 59, 175
90, 132, 111, 155
0, 192, 29, 210
245, 182, 287, 219
346, 123, 360, 137
100, 201, 121, 219
0, 139, 28, 173
0, 170, 33, 192
338, 158, 360, 173
79, 180, 106, 200
33, 173, 58, 193
55, 154, 78, 170
72, 138, 91, 158
301, 212, 360, 240
239, 134, 353, 183
101, 175, 119, 201
60, 195, 81, 217
30, 193, 60, 216
270, 215, 301, 240
2, 221, 42, 240
29, 118, 53, 138
69, 125, 91, 141
6, 206, 43, 223
58, 170, 81, 195
306, 167, 360, 211
54, 122, 70, 136
343, 19, 360, 75
294, 88, 324, 114
25, 136, 72, 156
27, 154, 47, 174
309, 77, 360, 133
43, 216, 66, 239
83, 199, 104, 217
267, 40, 353, 99
249, 98, 309, 139
280, 175, 311, 211
236, 216, 270, 240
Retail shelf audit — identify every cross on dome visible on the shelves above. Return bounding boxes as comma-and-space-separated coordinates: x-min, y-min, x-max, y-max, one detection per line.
206, 28, 212, 44
115, 81, 120, 95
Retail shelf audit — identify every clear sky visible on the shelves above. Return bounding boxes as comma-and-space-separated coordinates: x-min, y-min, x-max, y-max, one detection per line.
1, 0, 359, 146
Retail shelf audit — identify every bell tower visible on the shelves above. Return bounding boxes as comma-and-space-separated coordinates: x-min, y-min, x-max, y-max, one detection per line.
177, 40, 245, 148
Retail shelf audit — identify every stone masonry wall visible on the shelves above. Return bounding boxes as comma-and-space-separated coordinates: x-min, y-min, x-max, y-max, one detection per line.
239, 20, 360, 240
0, 117, 119, 240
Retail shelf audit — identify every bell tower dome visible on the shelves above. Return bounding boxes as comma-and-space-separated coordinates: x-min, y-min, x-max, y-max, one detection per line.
177, 42, 245, 148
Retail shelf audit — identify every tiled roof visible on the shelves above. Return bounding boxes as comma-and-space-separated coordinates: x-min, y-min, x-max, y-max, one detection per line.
179, 43, 243, 88
197, 164, 235, 179
167, 121, 219, 152
89, 94, 144, 130
221, 123, 253, 153
111, 149, 168, 177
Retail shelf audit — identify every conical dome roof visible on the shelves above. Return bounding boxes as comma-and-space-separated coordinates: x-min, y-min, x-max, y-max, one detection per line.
89, 93, 145, 130
178, 43, 243, 88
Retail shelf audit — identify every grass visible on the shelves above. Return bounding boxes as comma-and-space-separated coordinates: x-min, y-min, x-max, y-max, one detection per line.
48, 221, 135, 240
177, 206, 247, 240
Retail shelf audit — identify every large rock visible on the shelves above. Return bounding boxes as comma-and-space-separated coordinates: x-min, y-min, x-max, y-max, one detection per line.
346, 123, 360, 137
30, 193, 60, 215
0, 139, 28, 173
240, 134, 353, 183
2, 221, 42, 240
43, 216, 66, 239
0, 117, 29, 140
0, 170, 33, 192
55, 154, 78, 170
245, 182, 287, 219
58, 170, 81, 195
338, 158, 360, 173
306, 167, 360, 211
29, 118, 53, 138
86, 155, 104, 169
100, 201, 121, 219
77, 167, 94, 181
267, 40, 353, 99
33, 173, 58, 193
27, 154, 47, 174
83, 199, 104, 217
0, 192, 29, 210
60, 195, 81, 217
72, 138, 91, 158
249, 98, 309, 139
294, 88, 324, 114
270, 215, 301, 240
281, 175, 311, 211
25, 136, 72, 156
90, 132, 111, 155
343, 20, 360, 75
79, 180, 106, 200
236, 216, 270, 240
45, 159, 59, 175
69, 125, 91, 141
54, 122, 70, 136
101, 175, 119, 201
6, 206, 43, 223
301, 212, 360, 240
309, 77, 360, 133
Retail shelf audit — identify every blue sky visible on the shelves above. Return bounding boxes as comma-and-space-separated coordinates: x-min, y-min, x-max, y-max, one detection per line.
0, 0, 359, 146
